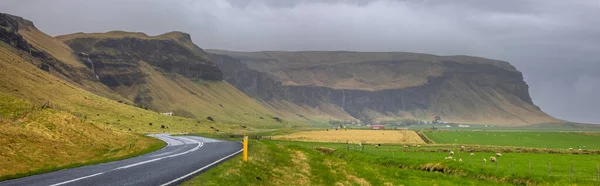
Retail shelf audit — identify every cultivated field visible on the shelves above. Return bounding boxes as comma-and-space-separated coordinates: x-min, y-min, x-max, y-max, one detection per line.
271, 129, 425, 144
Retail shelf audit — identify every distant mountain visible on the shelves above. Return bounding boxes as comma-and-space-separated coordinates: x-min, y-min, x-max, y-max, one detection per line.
208, 50, 561, 126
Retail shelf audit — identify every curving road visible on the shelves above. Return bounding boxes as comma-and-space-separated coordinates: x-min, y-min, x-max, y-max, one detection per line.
0, 134, 242, 186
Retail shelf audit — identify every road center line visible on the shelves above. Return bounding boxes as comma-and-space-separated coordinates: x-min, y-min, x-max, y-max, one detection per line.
48, 136, 203, 186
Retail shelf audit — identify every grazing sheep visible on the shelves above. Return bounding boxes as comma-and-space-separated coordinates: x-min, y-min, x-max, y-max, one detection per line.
482, 158, 487, 163
417, 145, 421, 148
490, 156, 497, 163
458, 159, 463, 162
404, 145, 408, 149
449, 151, 454, 156
495, 152, 503, 157
412, 144, 417, 147
470, 153, 475, 156
444, 156, 453, 160
461, 145, 465, 149
568, 148, 573, 151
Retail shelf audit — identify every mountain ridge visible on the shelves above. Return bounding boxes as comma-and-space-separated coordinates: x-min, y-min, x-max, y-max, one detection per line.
208, 50, 559, 125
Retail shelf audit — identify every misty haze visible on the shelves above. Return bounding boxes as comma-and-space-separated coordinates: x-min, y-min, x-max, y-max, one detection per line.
1, 1, 600, 186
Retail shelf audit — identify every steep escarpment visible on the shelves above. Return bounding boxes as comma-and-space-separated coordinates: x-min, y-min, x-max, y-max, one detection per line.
58, 31, 222, 82
209, 50, 559, 126
210, 54, 355, 122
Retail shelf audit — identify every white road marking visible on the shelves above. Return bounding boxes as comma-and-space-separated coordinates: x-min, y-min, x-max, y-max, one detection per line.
48, 172, 104, 186
159, 148, 244, 186
115, 140, 202, 170
48, 136, 203, 186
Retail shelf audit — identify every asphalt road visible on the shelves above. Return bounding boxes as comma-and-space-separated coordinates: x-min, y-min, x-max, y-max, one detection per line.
0, 134, 242, 186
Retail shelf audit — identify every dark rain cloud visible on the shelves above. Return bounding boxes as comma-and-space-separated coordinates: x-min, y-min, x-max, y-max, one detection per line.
1, 0, 599, 123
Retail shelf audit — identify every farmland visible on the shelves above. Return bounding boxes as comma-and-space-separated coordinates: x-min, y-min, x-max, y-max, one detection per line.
270, 129, 425, 144
186, 129, 600, 185
424, 131, 600, 149
184, 139, 510, 186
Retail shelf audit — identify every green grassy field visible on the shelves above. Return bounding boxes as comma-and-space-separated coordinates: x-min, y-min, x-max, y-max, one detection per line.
281, 141, 600, 182
185, 138, 600, 185
423, 131, 600, 149
185, 129, 600, 185
408, 123, 600, 132
183, 139, 510, 186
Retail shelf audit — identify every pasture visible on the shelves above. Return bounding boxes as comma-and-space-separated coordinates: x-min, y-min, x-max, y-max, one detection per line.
271, 129, 425, 144
189, 128, 600, 185
424, 131, 600, 149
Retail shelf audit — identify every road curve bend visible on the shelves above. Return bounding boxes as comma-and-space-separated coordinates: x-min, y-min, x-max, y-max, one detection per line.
0, 134, 242, 186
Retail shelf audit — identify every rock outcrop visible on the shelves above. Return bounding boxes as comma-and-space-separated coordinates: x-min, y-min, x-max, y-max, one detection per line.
59, 31, 223, 82
0, 13, 109, 95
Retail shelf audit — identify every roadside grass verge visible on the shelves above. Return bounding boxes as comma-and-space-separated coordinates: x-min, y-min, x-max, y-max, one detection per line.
0, 135, 164, 181
0, 93, 166, 181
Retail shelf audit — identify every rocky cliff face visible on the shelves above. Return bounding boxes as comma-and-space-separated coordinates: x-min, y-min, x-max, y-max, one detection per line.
56, 32, 223, 108
60, 32, 223, 82
209, 50, 558, 125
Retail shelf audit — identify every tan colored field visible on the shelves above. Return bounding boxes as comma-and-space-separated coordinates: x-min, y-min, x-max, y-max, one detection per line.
272, 130, 425, 144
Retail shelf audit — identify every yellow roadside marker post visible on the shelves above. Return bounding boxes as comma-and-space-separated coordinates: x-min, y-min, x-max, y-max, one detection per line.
243, 134, 248, 162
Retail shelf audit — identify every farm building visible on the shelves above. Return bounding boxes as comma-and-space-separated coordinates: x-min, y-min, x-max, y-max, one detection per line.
370, 125, 385, 130
161, 112, 174, 116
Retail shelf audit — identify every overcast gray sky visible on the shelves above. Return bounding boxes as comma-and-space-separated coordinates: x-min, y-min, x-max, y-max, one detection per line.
2, 0, 599, 124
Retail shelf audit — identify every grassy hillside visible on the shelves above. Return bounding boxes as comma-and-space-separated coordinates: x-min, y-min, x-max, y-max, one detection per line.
0, 93, 164, 180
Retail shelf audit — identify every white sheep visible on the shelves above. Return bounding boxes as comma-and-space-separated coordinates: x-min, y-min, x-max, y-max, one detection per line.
482, 158, 487, 163
490, 156, 497, 163
460, 145, 465, 149
470, 153, 475, 156
495, 152, 502, 157
568, 148, 573, 151
444, 156, 453, 160
417, 145, 421, 148
458, 159, 463, 162
449, 151, 454, 156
